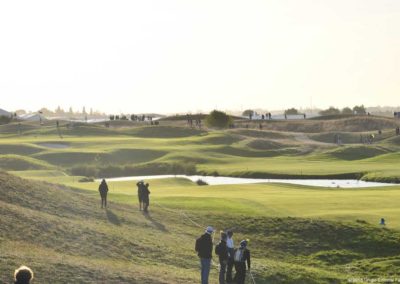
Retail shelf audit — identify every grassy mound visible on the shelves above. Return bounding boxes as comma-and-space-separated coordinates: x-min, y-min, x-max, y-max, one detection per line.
246, 139, 286, 150
33, 151, 104, 166
0, 143, 44, 155
310, 131, 393, 144
322, 146, 391, 161
34, 148, 166, 167
0, 155, 53, 171
194, 133, 243, 145
230, 129, 291, 139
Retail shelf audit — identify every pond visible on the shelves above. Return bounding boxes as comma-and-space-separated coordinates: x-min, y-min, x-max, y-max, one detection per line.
97, 175, 396, 188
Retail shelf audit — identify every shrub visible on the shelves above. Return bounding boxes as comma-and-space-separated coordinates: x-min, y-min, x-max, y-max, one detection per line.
196, 179, 208, 186
205, 110, 233, 129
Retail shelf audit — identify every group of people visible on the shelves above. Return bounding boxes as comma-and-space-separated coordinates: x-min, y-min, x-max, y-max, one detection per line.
98, 179, 151, 212
196, 227, 251, 284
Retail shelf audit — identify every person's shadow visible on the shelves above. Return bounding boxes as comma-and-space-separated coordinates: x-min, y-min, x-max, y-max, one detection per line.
142, 211, 168, 232
106, 209, 121, 226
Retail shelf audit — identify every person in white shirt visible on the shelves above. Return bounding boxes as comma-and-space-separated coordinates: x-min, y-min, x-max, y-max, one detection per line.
226, 230, 235, 283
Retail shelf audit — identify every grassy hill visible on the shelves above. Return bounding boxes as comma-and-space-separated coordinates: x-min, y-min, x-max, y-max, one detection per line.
3, 172, 400, 283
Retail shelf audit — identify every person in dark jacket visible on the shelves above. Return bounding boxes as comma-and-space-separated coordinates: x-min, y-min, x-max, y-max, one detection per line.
215, 231, 229, 284
233, 240, 251, 284
136, 180, 144, 210
14, 266, 34, 284
98, 179, 109, 208
195, 226, 214, 284
142, 183, 150, 212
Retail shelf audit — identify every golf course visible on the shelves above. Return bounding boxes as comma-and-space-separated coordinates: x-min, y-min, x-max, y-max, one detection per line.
1, 115, 400, 283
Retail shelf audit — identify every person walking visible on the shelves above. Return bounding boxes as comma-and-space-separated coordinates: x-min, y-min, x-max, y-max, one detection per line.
215, 231, 229, 284
233, 240, 251, 284
195, 226, 214, 284
226, 230, 235, 283
142, 183, 151, 212
98, 179, 109, 208
136, 180, 144, 210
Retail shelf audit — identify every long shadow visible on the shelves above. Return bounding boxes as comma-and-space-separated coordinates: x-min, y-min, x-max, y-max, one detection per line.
106, 209, 121, 226
142, 211, 168, 232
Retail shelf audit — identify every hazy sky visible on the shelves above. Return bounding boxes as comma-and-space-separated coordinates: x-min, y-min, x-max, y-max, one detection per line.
1, 0, 399, 114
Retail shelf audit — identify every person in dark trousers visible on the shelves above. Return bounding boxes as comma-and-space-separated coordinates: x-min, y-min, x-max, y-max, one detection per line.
142, 183, 150, 212
14, 266, 34, 284
215, 231, 229, 284
195, 226, 214, 284
226, 230, 235, 283
233, 240, 251, 284
136, 180, 144, 210
98, 179, 109, 208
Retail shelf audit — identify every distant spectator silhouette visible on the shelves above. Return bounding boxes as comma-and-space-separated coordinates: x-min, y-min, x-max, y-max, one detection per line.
98, 179, 109, 208
137, 180, 144, 210
142, 183, 151, 212
14, 266, 33, 284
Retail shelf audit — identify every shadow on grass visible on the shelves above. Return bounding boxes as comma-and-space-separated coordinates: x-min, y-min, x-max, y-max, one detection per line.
106, 209, 121, 226
142, 211, 168, 232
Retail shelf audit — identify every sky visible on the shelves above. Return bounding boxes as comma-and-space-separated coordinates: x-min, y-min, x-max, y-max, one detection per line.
0, 0, 399, 114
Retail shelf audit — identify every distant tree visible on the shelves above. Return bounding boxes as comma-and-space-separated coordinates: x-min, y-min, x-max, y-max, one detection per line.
55, 106, 65, 116
68, 107, 74, 115
206, 110, 233, 128
285, 108, 299, 115
319, 107, 340, 116
109, 115, 115, 120
341, 107, 353, 115
115, 115, 120, 120
82, 106, 87, 115
242, 109, 254, 117
353, 105, 366, 115
121, 114, 128, 120
130, 114, 136, 121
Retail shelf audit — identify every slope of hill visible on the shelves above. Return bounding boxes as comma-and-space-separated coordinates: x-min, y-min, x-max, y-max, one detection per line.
0, 172, 202, 283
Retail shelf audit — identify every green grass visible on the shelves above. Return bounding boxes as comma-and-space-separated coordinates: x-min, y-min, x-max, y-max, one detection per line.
2, 117, 400, 282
